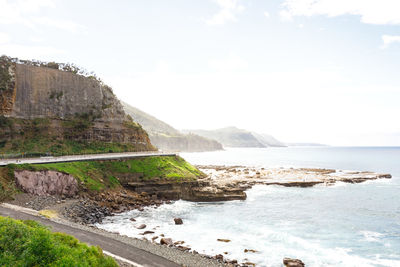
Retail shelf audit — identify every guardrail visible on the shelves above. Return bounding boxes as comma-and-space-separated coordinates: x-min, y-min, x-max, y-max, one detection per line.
0, 151, 178, 166
0, 150, 168, 160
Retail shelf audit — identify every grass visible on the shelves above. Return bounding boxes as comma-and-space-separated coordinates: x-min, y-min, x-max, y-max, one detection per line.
0, 216, 118, 266
0, 116, 154, 157
12, 156, 203, 191
0, 167, 17, 202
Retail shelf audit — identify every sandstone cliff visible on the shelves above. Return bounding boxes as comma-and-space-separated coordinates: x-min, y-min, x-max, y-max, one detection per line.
122, 102, 223, 152
0, 56, 155, 155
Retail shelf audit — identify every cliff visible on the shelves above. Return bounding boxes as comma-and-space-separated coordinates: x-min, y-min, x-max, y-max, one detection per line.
0, 56, 155, 155
184, 127, 286, 148
122, 102, 223, 152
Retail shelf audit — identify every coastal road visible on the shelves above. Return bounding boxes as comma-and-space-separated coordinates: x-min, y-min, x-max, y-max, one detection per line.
0, 205, 180, 267
0, 151, 178, 166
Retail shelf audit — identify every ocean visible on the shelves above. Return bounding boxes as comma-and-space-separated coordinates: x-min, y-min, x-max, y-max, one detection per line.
97, 147, 400, 267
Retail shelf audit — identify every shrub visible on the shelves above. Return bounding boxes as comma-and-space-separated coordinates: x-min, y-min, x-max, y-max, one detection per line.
0, 216, 118, 266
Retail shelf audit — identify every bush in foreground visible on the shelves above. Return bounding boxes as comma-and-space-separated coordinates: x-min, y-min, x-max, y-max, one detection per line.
0, 216, 118, 266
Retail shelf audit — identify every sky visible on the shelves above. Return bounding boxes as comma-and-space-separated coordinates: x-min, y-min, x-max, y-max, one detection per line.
0, 0, 400, 146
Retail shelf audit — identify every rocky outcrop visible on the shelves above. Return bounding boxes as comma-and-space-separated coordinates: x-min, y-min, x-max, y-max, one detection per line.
9, 62, 124, 121
198, 165, 392, 189
0, 56, 155, 153
123, 179, 247, 202
14, 170, 78, 197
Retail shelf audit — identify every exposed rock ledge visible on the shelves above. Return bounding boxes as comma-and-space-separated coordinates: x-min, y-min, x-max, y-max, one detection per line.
12, 166, 391, 214
196, 165, 392, 194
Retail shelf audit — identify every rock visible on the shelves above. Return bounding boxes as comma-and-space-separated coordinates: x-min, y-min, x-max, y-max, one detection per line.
129, 218, 136, 222
217, 238, 231, 242
174, 218, 183, 225
244, 249, 258, 253
61, 200, 112, 224
160, 238, 173, 246
283, 258, 305, 267
14, 170, 78, 197
243, 262, 256, 266
136, 224, 146, 229
177, 246, 191, 251
214, 254, 224, 261
142, 231, 154, 235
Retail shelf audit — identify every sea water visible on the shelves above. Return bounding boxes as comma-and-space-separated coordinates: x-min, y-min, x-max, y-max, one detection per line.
97, 147, 400, 267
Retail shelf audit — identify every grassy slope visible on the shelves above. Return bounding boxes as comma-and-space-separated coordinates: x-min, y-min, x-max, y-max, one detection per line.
4, 156, 203, 192
0, 116, 153, 157
0, 216, 117, 266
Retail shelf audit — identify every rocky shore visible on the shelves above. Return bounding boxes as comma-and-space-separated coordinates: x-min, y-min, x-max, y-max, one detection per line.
5, 165, 392, 266
196, 165, 392, 197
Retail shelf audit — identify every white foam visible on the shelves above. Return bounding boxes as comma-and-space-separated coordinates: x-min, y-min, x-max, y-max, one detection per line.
96, 200, 400, 267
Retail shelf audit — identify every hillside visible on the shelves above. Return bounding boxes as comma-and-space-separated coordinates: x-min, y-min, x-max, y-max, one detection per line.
0, 56, 155, 156
184, 127, 286, 148
122, 102, 223, 152
251, 132, 286, 147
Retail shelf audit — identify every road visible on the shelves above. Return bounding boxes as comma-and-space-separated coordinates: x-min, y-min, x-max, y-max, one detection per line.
0, 205, 180, 267
0, 151, 177, 166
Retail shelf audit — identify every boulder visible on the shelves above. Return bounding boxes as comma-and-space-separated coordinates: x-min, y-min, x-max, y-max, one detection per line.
283, 258, 305, 267
142, 231, 154, 235
136, 224, 146, 229
174, 218, 183, 225
160, 238, 173, 246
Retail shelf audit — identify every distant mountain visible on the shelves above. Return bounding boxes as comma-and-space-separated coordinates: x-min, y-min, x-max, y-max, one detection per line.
122, 102, 179, 136
251, 132, 286, 147
122, 102, 223, 152
184, 127, 286, 148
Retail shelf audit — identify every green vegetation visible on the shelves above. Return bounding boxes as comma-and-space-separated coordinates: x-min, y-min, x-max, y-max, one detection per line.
0, 116, 151, 157
0, 216, 117, 266
0, 167, 17, 202
0, 56, 13, 92
49, 91, 63, 100
14, 156, 203, 191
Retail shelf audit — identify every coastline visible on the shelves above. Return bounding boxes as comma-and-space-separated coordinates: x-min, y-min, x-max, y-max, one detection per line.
5, 163, 392, 266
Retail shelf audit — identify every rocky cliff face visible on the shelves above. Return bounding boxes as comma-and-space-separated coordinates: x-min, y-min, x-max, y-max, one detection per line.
0, 56, 155, 154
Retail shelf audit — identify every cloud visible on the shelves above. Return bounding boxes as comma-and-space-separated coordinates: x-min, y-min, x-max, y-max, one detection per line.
105, 64, 400, 145
0, 32, 10, 44
208, 53, 248, 71
0, 0, 85, 32
279, 10, 293, 21
381, 35, 400, 49
281, 0, 400, 25
32, 17, 87, 33
206, 0, 245, 25
0, 43, 64, 59
264, 11, 270, 18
